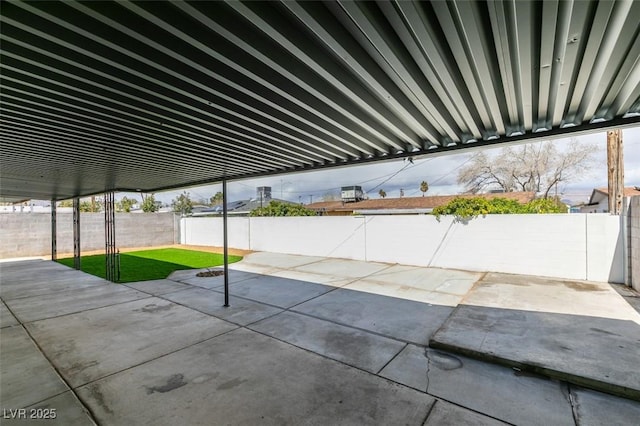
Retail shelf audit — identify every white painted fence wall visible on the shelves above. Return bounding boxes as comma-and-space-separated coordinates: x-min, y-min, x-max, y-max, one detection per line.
180, 214, 624, 283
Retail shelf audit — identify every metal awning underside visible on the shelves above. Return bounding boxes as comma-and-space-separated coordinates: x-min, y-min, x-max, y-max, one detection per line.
2, 0, 640, 201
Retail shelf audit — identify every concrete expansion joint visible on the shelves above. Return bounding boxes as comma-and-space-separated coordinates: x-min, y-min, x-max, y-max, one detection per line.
420, 398, 438, 425
17, 323, 99, 425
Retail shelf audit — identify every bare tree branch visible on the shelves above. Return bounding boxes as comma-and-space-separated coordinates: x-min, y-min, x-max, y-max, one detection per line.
457, 139, 597, 197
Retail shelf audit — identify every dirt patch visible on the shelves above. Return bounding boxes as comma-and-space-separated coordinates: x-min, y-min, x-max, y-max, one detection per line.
196, 270, 225, 277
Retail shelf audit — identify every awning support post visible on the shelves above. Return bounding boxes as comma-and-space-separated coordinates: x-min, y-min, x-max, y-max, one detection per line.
51, 200, 57, 261
104, 191, 117, 282
223, 178, 230, 307
73, 198, 81, 270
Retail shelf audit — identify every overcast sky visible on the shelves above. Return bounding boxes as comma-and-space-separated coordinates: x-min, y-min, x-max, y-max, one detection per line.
149, 126, 640, 206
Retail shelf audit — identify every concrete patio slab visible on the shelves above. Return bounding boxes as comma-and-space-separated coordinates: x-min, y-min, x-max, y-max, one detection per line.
424, 349, 574, 426
367, 265, 482, 291
240, 252, 326, 269
293, 287, 453, 345
162, 287, 282, 326
343, 279, 464, 306
3, 391, 96, 426
124, 279, 192, 296
467, 272, 640, 322
5, 284, 150, 323
571, 386, 640, 425
292, 257, 391, 278
1, 300, 19, 328
213, 275, 333, 308
432, 305, 640, 400
269, 269, 356, 287
424, 400, 509, 426
5, 253, 638, 424
380, 345, 575, 425
0, 326, 68, 409
25, 297, 238, 387
0, 259, 72, 277
0, 271, 106, 301
249, 311, 406, 373
76, 328, 435, 425
224, 261, 284, 275
379, 344, 429, 391
0, 259, 95, 283
430, 273, 640, 400
338, 262, 482, 306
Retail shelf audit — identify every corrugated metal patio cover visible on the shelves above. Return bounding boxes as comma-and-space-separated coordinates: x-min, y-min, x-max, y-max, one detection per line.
1, 0, 639, 200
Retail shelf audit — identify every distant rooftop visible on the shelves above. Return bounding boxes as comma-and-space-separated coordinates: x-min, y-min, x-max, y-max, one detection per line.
308, 192, 536, 214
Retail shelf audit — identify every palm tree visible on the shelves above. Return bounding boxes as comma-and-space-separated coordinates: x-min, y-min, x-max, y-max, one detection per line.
420, 181, 429, 197
378, 189, 387, 199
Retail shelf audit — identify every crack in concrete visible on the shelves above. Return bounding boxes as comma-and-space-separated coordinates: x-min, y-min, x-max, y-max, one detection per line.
566, 383, 580, 426
424, 348, 431, 394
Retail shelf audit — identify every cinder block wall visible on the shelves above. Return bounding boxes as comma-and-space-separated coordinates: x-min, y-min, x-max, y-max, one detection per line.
181, 214, 625, 283
0, 213, 178, 258
630, 197, 640, 291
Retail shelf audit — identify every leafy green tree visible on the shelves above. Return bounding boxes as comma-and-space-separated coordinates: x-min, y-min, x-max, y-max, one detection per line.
378, 189, 387, 198
141, 194, 159, 213
210, 191, 224, 206
420, 181, 429, 197
522, 197, 567, 213
250, 201, 317, 217
58, 199, 74, 207
116, 196, 136, 213
79, 197, 102, 212
171, 191, 193, 215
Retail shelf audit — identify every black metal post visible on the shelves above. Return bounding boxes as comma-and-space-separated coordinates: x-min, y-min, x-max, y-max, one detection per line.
51, 200, 57, 261
73, 198, 81, 270
104, 192, 117, 282
223, 178, 229, 307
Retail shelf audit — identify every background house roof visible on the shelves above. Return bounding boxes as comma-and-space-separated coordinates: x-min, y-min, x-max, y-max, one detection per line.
588, 187, 640, 204
308, 192, 536, 213
2, 1, 639, 202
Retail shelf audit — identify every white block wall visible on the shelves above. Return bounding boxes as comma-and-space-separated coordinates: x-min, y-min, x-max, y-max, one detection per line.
250, 216, 366, 259
180, 217, 250, 250
181, 214, 625, 283
364, 215, 454, 266
630, 197, 640, 291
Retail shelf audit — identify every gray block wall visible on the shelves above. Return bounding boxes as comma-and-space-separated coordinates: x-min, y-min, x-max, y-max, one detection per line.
0, 213, 179, 258
630, 197, 640, 291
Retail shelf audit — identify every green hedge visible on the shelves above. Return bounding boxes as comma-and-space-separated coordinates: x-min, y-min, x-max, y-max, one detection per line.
432, 197, 567, 222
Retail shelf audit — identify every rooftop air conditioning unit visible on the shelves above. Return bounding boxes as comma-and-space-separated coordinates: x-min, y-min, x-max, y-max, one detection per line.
341, 186, 365, 203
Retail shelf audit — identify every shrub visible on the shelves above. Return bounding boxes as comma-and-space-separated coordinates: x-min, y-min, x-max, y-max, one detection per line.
432, 196, 566, 222
250, 201, 317, 217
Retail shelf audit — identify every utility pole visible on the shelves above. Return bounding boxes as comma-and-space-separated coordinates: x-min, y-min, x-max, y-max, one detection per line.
606, 129, 624, 215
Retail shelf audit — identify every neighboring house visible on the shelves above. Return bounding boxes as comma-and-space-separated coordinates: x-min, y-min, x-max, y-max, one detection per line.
191, 198, 298, 216
307, 192, 536, 216
578, 187, 640, 213
192, 187, 299, 217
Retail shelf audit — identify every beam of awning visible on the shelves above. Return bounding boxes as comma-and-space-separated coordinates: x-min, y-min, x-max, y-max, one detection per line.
1, 0, 639, 201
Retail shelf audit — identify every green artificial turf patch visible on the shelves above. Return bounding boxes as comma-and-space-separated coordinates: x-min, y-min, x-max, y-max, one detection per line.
57, 248, 242, 283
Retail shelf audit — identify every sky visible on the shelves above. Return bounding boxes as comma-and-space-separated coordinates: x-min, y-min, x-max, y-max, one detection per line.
139, 126, 640, 206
